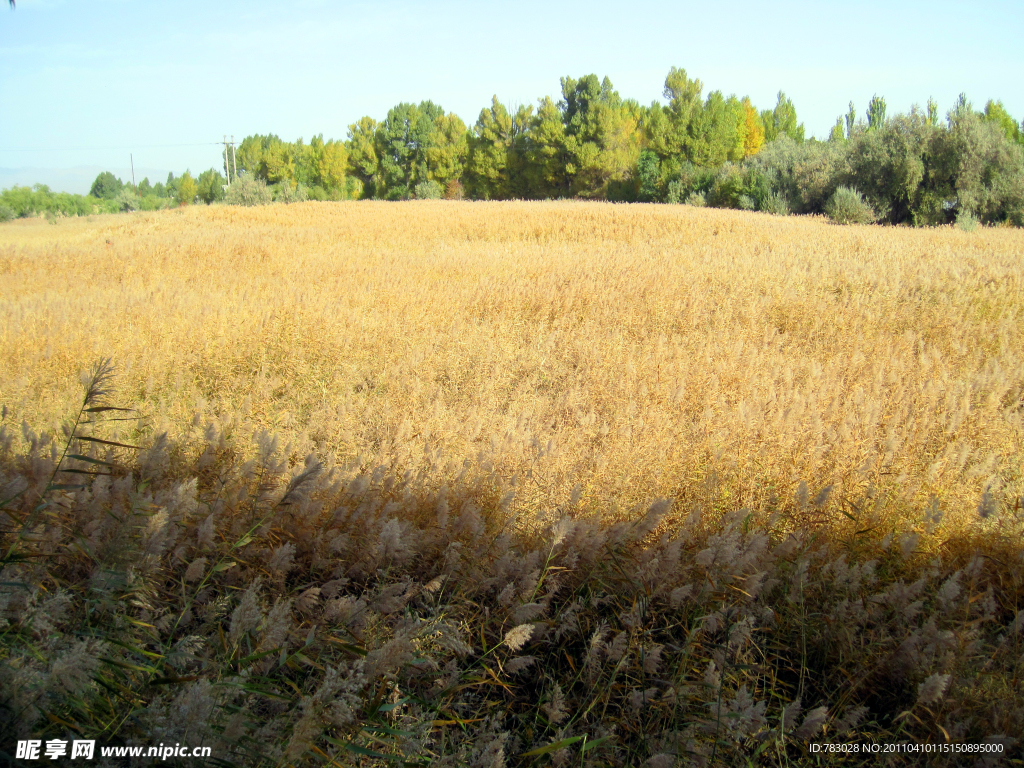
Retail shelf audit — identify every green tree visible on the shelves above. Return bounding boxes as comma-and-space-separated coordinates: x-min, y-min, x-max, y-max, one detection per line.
932, 108, 1024, 224
829, 118, 846, 142
304, 134, 349, 194
523, 96, 569, 198
374, 101, 444, 199
866, 94, 887, 131
660, 67, 704, 158
346, 117, 380, 198
845, 102, 858, 137
196, 168, 226, 204
636, 150, 662, 201
263, 136, 295, 184
559, 74, 642, 198
165, 172, 180, 201
761, 91, 804, 144
466, 96, 530, 199
89, 171, 122, 199
235, 135, 266, 179
984, 100, 1022, 145
425, 112, 469, 190
687, 91, 747, 166
844, 110, 934, 223
177, 171, 197, 206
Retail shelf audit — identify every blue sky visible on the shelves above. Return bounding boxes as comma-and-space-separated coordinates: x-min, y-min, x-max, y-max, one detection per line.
2, 0, 1022, 194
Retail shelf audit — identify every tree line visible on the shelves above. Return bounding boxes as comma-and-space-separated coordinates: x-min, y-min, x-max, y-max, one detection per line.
4, 67, 1023, 226
0, 169, 220, 221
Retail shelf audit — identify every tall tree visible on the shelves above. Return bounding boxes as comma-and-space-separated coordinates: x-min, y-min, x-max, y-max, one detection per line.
741, 97, 766, 156
688, 91, 747, 166
661, 67, 704, 158
984, 100, 1022, 145
196, 169, 226, 204
846, 102, 858, 137
177, 171, 197, 206
346, 117, 380, 198
761, 91, 804, 144
375, 101, 444, 199
466, 97, 530, 199
559, 74, 641, 198
866, 95, 887, 131
425, 112, 469, 190
89, 171, 122, 199
524, 96, 569, 198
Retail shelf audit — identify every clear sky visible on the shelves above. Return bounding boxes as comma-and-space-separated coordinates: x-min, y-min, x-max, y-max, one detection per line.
2, 0, 1022, 194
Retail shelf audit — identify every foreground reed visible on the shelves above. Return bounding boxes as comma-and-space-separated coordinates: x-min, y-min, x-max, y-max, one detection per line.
1, 373, 1021, 766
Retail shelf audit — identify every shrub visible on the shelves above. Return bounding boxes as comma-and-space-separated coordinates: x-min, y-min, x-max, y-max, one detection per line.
708, 165, 745, 208
665, 180, 686, 204
224, 174, 273, 207
115, 189, 141, 213
0, 203, 15, 222
636, 150, 662, 202
759, 191, 790, 216
737, 194, 756, 211
956, 209, 980, 232
275, 181, 308, 204
932, 111, 1024, 225
685, 191, 706, 207
825, 186, 875, 224
139, 195, 168, 212
414, 180, 443, 200
444, 180, 465, 201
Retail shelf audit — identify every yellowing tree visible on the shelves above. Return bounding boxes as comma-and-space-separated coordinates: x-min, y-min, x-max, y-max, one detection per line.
263, 137, 295, 184
742, 97, 765, 157
316, 137, 349, 191
177, 171, 197, 206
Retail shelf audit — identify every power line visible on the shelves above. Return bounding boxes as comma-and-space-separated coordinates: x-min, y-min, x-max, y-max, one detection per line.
0, 143, 224, 153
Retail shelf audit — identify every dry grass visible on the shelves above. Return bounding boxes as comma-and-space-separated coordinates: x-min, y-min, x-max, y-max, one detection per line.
2, 202, 1023, 532
2, 202, 1024, 766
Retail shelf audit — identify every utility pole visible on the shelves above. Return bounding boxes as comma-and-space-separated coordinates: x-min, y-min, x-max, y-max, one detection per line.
223, 136, 231, 185
230, 135, 237, 182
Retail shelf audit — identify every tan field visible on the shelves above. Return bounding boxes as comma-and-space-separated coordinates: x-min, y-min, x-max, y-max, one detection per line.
4, 202, 1024, 764
2, 201, 1022, 533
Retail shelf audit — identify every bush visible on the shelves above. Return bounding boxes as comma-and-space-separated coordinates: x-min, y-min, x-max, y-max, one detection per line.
224, 174, 273, 207
737, 194, 756, 211
274, 181, 308, 204
665, 180, 685, 204
759, 191, 790, 216
115, 189, 141, 213
825, 186, 875, 224
444, 180, 465, 201
0, 203, 15, 222
139, 195, 168, 212
636, 150, 662, 202
708, 165, 745, 208
414, 180, 443, 200
956, 209, 980, 232
685, 191, 706, 207
933, 111, 1024, 226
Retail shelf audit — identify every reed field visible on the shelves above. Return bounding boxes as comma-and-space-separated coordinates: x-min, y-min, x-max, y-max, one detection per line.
1, 202, 1024, 766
